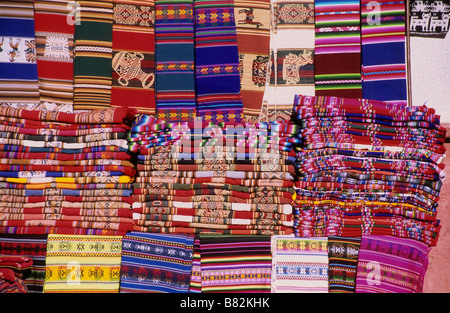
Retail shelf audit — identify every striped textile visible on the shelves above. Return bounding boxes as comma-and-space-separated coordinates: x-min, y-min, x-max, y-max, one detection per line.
112, 0, 156, 114
327, 236, 360, 293
155, 0, 197, 122
355, 235, 430, 293
43, 234, 123, 293
314, 0, 362, 98
34, 0, 75, 113
199, 235, 272, 293
271, 236, 328, 293
361, 0, 408, 105
262, 0, 315, 122
194, 0, 244, 123
73, 0, 114, 110
188, 237, 202, 292
234, 0, 271, 123
0, 234, 48, 293
0, 0, 40, 108
119, 232, 194, 293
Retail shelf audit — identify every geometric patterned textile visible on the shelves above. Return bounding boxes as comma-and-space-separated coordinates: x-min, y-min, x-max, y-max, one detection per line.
43, 234, 123, 293
112, 0, 156, 114
271, 236, 328, 293
328, 236, 360, 293
155, 0, 197, 122
355, 235, 430, 293
409, 0, 450, 39
199, 235, 272, 293
314, 0, 363, 98
0, 0, 40, 108
34, 0, 75, 112
194, 0, 244, 123
361, 0, 408, 105
119, 232, 194, 293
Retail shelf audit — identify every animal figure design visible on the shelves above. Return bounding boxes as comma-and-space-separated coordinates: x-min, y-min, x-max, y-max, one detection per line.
238, 8, 263, 28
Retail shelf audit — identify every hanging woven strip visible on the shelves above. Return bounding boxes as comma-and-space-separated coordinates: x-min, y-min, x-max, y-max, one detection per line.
262, 0, 315, 122
34, 0, 75, 113
155, 0, 197, 122
73, 0, 114, 110
0, 0, 40, 108
233, 0, 271, 123
361, 0, 408, 105
194, 0, 244, 123
112, 0, 156, 115
314, 0, 363, 98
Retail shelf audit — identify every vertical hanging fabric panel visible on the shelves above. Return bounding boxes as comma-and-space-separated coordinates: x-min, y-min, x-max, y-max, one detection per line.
194, 0, 244, 123
73, 0, 114, 110
155, 0, 197, 122
0, 0, 40, 108
361, 0, 408, 105
314, 0, 363, 98
234, 0, 271, 123
34, 0, 75, 113
112, 0, 156, 115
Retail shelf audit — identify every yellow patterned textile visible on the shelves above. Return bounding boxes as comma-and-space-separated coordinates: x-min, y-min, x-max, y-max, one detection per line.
43, 234, 122, 293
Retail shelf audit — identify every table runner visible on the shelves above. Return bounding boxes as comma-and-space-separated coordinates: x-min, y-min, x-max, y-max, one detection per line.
73, 0, 114, 110
271, 236, 328, 293
155, 0, 197, 121
0, 0, 40, 108
199, 235, 272, 292
355, 235, 430, 293
327, 235, 360, 293
112, 0, 156, 114
314, 0, 362, 98
234, 0, 271, 122
43, 234, 122, 293
262, 0, 315, 122
194, 0, 244, 123
120, 232, 194, 292
361, 0, 408, 105
34, 0, 75, 113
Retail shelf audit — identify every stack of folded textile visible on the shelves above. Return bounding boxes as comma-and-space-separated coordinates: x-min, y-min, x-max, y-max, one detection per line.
128, 115, 300, 235
291, 95, 446, 247
0, 106, 136, 236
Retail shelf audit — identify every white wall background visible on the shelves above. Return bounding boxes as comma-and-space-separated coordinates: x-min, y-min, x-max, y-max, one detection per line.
410, 34, 450, 124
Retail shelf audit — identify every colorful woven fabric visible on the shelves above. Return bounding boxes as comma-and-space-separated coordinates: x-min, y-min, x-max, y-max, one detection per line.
291, 94, 445, 247
361, 0, 408, 105
271, 236, 328, 293
43, 234, 122, 293
194, 0, 244, 123
261, 0, 315, 122
234, 0, 271, 122
0, 234, 48, 293
314, 0, 362, 98
112, 0, 156, 114
0, 255, 33, 293
199, 235, 272, 293
120, 232, 194, 292
0, 0, 40, 108
327, 235, 360, 293
73, 0, 114, 110
34, 0, 75, 113
355, 235, 430, 293
410, 0, 450, 38
155, 0, 196, 121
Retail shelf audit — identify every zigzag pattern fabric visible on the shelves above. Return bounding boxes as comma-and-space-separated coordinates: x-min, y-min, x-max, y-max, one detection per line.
155, 0, 197, 122
361, 0, 408, 105
314, 0, 362, 98
194, 0, 244, 123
